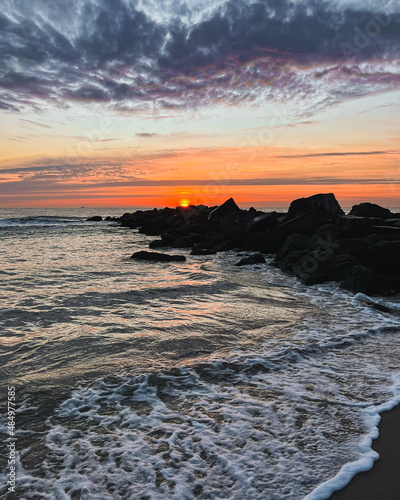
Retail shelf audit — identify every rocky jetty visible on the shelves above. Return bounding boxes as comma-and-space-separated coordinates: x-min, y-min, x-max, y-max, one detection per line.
118, 193, 400, 296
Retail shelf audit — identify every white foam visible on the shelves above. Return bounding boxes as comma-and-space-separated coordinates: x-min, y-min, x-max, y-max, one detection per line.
306, 373, 400, 499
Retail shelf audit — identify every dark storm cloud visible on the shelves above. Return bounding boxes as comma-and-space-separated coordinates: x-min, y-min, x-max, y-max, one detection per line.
0, 0, 399, 112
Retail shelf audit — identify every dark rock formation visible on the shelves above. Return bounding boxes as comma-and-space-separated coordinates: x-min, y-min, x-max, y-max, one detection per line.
87, 216, 103, 221
130, 251, 186, 262
287, 193, 344, 219
149, 240, 168, 249
118, 194, 398, 296
343, 265, 400, 296
246, 212, 280, 233
349, 202, 393, 219
190, 248, 217, 256
208, 197, 240, 220
235, 253, 266, 266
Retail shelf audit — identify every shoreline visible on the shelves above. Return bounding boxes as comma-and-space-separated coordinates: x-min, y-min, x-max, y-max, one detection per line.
329, 403, 400, 500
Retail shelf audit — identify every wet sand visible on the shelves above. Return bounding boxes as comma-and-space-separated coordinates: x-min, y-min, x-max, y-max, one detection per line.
329, 404, 400, 500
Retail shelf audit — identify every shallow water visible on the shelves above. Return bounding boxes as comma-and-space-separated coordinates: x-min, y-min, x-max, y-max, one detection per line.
1, 208, 400, 499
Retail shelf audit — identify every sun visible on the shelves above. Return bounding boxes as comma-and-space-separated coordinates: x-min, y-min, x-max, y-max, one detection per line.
180, 199, 190, 208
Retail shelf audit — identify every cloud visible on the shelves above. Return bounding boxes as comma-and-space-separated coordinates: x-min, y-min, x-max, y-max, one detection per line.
1, 176, 399, 199
136, 133, 160, 138
278, 149, 398, 158
20, 119, 51, 129
0, 0, 399, 115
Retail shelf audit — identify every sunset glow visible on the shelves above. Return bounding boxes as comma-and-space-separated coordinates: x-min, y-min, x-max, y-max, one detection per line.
0, 1, 399, 208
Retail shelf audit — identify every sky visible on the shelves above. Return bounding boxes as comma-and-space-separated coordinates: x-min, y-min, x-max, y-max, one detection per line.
0, 0, 399, 208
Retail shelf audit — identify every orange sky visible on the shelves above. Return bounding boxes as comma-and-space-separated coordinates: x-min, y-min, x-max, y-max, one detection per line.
0, 91, 399, 208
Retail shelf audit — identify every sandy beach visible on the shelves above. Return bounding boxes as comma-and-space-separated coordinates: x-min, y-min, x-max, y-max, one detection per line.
330, 404, 400, 500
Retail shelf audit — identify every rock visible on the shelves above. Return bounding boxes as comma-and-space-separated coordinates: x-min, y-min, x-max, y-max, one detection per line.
336, 216, 384, 233
279, 213, 330, 235
212, 240, 235, 252
190, 248, 217, 256
332, 254, 359, 281
149, 240, 168, 249
244, 232, 265, 251
343, 265, 400, 296
171, 234, 202, 248
343, 266, 374, 293
130, 251, 186, 262
248, 207, 259, 217
276, 233, 310, 261
349, 202, 393, 219
292, 250, 335, 285
337, 225, 400, 240
262, 229, 287, 254
246, 212, 279, 232
334, 238, 370, 262
220, 211, 251, 245
277, 250, 309, 272
235, 253, 266, 266
87, 216, 102, 221
208, 198, 240, 220
287, 193, 344, 219
197, 234, 226, 250
367, 240, 400, 276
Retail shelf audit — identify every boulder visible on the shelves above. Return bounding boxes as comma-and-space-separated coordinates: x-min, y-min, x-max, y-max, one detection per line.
262, 229, 287, 254
367, 240, 400, 276
190, 248, 217, 256
292, 250, 335, 285
279, 213, 330, 235
343, 266, 375, 294
246, 212, 279, 233
208, 198, 240, 219
171, 234, 201, 248
87, 216, 102, 221
349, 202, 393, 219
284, 251, 358, 285
288, 193, 344, 219
275, 233, 310, 261
336, 216, 384, 233
220, 211, 251, 244
130, 251, 186, 262
343, 265, 400, 296
332, 254, 359, 281
334, 238, 370, 262
235, 253, 266, 266
337, 225, 400, 240
197, 233, 225, 250
149, 240, 168, 249
244, 232, 265, 251
277, 249, 309, 272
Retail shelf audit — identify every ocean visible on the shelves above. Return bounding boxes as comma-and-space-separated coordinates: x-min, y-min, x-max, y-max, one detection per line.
1, 208, 400, 499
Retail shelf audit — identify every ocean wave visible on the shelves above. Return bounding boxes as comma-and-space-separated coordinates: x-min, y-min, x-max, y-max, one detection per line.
1, 221, 400, 499
0, 216, 111, 227
3, 314, 400, 499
